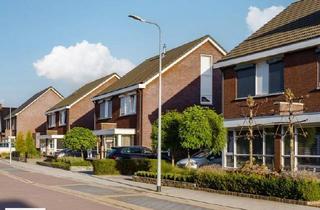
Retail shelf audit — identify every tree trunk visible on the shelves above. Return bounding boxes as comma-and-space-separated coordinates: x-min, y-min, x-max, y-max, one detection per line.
187, 149, 191, 168
171, 154, 175, 166
249, 137, 253, 167
81, 150, 84, 159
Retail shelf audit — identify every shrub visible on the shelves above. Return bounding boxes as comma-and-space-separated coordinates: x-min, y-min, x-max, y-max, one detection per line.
92, 159, 120, 175
135, 167, 320, 201
37, 161, 70, 170
58, 157, 91, 166
0, 152, 10, 159
92, 158, 184, 175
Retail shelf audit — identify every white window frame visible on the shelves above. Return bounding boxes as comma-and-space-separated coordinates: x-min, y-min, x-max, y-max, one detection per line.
236, 59, 284, 99
59, 110, 66, 126
99, 100, 112, 119
119, 93, 137, 116
200, 54, 213, 105
225, 128, 274, 168
48, 114, 56, 128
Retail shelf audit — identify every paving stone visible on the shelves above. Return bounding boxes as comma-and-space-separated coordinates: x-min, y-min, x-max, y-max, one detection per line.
114, 195, 213, 210
63, 184, 130, 196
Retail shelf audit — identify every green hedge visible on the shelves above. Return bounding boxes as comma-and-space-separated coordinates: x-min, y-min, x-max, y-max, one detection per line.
37, 161, 70, 170
92, 159, 179, 175
58, 157, 91, 166
135, 170, 320, 201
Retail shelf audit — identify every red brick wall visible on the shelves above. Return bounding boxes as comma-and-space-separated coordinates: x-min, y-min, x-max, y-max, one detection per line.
16, 89, 63, 135
223, 47, 320, 119
141, 41, 224, 147
48, 76, 119, 134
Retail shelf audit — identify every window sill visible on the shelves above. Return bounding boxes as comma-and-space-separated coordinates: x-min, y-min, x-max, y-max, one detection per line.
235, 92, 284, 101
48, 125, 56, 129
119, 113, 136, 117
98, 117, 112, 120
59, 123, 66, 127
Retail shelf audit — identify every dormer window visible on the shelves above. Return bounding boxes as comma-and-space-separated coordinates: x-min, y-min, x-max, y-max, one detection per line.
120, 93, 136, 116
59, 110, 66, 126
48, 114, 56, 128
236, 59, 284, 98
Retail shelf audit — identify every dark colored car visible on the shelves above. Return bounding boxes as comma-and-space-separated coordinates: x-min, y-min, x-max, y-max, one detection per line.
107, 146, 159, 160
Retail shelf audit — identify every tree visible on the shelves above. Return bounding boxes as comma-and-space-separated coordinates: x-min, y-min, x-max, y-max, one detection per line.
25, 131, 37, 159
179, 105, 226, 164
63, 127, 97, 158
15, 132, 26, 157
151, 110, 183, 166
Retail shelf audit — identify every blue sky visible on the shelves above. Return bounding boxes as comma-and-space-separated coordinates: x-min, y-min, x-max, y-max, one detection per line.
0, 0, 293, 107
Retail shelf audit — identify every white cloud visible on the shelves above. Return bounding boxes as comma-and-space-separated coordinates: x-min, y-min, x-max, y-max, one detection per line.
246, 6, 285, 33
33, 41, 135, 83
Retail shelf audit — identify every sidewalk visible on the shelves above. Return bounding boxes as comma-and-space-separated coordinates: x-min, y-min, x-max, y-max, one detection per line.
2, 159, 318, 210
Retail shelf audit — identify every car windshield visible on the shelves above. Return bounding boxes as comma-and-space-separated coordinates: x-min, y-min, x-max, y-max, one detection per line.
192, 151, 209, 158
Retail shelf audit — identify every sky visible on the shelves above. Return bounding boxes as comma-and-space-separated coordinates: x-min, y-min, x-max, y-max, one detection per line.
0, 0, 294, 107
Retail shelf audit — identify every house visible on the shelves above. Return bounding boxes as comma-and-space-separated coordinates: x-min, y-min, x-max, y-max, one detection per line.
215, 0, 320, 171
92, 35, 226, 156
41, 73, 119, 154
0, 105, 16, 141
3, 87, 64, 141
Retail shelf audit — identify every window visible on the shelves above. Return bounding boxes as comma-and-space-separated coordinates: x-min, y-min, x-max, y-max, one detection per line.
48, 114, 56, 128
236, 66, 256, 98
269, 61, 284, 93
120, 94, 136, 116
236, 60, 284, 98
59, 110, 66, 126
99, 100, 112, 119
200, 55, 213, 104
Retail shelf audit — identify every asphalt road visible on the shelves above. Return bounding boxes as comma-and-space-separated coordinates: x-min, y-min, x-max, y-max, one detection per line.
0, 162, 122, 210
0, 161, 232, 210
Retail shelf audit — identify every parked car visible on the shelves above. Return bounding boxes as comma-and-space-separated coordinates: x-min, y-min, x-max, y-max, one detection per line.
176, 150, 221, 169
107, 146, 172, 160
54, 148, 82, 158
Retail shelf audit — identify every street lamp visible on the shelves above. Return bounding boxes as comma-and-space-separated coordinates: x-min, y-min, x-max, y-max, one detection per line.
129, 14, 163, 192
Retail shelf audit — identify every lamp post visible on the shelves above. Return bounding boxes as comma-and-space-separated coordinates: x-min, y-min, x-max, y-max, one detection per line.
128, 14, 162, 192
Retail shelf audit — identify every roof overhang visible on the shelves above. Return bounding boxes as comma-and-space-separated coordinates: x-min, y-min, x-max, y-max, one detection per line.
224, 112, 320, 128
39, 134, 65, 139
215, 36, 320, 69
92, 84, 145, 101
93, 128, 136, 136
45, 106, 70, 115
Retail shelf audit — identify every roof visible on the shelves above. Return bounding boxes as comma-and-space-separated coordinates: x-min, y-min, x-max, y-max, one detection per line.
47, 73, 119, 112
95, 35, 226, 97
4, 87, 63, 119
219, 0, 320, 63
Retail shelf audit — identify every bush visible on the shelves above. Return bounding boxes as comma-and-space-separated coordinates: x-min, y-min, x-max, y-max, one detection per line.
92, 159, 120, 175
92, 159, 184, 175
37, 161, 70, 170
58, 157, 91, 166
135, 167, 320, 201
0, 152, 10, 159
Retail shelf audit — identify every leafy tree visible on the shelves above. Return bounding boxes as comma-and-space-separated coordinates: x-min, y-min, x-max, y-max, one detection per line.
63, 127, 97, 158
25, 131, 37, 158
15, 132, 26, 157
151, 110, 183, 166
179, 105, 226, 164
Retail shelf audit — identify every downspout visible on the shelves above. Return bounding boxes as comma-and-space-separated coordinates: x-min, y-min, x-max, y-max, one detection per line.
138, 89, 143, 146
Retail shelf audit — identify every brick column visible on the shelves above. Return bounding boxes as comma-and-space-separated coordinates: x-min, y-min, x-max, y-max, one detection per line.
274, 125, 282, 172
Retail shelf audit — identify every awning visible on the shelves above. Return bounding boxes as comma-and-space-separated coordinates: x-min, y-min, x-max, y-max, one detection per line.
39, 134, 64, 140
93, 128, 136, 136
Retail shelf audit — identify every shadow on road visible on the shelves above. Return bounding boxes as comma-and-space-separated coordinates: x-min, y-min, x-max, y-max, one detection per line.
0, 199, 35, 210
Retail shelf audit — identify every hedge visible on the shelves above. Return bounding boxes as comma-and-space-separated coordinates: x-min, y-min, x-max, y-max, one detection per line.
92, 159, 180, 175
135, 170, 320, 201
58, 157, 91, 167
37, 161, 70, 170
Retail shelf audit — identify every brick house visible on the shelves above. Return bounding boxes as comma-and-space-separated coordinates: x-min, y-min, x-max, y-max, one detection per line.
215, 0, 320, 171
0, 105, 16, 141
3, 87, 64, 141
41, 73, 119, 154
92, 35, 226, 156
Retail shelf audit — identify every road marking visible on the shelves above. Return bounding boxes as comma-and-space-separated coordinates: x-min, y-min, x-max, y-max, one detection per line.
0, 172, 33, 184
